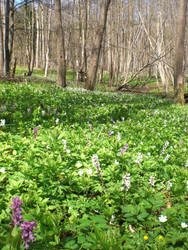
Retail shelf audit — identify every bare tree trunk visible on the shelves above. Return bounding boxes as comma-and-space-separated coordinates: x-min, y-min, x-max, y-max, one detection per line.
85, 0, 111, 90
54, 0, 66, 87
174, 0, 187, 105
35, 2, 40, 69
4, 0, 10, 75
44, 0, 52, 77
0, 0, 4, 74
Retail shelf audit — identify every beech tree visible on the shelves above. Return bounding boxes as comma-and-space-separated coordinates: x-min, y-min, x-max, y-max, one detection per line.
174, 0, 187, 105
54, 0, 66, 87
85, 0, 112, 90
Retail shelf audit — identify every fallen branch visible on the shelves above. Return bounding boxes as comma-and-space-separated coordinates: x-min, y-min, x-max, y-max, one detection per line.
116, 49, 173, 91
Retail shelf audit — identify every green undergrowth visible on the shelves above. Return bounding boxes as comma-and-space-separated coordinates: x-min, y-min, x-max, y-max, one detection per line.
0, 82, 188, 249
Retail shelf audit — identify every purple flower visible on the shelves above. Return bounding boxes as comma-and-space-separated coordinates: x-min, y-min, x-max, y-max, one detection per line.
89, 124, 93, 130
10, 197, 23, 227
21, 221, 37, 249
119, 144, 128, 154
33, 127, 38, 139
40, 103, 44, 109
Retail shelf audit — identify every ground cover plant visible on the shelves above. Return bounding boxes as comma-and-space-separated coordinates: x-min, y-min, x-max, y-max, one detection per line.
0, 82, 188, 249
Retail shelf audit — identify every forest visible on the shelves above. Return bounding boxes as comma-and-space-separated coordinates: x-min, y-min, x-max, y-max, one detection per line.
0, 0, 188, 249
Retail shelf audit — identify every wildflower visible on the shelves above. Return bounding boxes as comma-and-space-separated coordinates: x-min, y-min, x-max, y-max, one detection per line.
55, 118, 59, 124
33, 127, 38, 139
89, 124, 93, 130
158, 235, 163, 240
161, 141, 169, 155
109, 215, 115, 225
144, 235, 148, 240
86, 169, 93, 175
167, 181, 172, 191
92, 154, 101, 173
0, 167, 5, 173
121, 173, 130, 191
181, 222, 188, 228
118, 144, 128, 155
163, 154, 170, 162
41, 110, 46, 116
158, 215, 167, 223
20, 221, 37, 249
10, 197, 23, 227
114, 160, 119, 165
0, 119, 5, 126
135, 152, 143, 164
149, 175, 155, 187
108, 130, 113, 136
27, 108, 31, 114
66, 149, 70, 154
117, 132, 121, 142
78, 170, 84, 176
62, 139, 66, 150
76, 162, 82, 168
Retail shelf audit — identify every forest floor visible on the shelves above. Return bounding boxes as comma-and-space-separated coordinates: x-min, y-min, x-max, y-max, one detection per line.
0, 78, 187, 249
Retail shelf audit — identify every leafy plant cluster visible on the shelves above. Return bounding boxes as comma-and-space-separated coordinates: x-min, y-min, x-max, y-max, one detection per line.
0, 82, 188, 249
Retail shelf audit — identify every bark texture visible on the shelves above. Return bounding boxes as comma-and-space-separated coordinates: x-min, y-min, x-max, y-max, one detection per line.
54, 0, 66, 87
174, 0, 187, 105
85, 0, 111, 90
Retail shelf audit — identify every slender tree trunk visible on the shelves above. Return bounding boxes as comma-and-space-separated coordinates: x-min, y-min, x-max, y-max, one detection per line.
44, 0, 52, 77
4, 0, 10, 75
35, 3, 40, 68
174, 0, 187, 105
0, 0, 4, 74
54, 0, 66, 87
85, 0, 111, 90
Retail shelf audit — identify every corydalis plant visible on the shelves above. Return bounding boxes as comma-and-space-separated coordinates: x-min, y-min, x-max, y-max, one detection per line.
92, 154, 106, 193
10, 197, 37, 249
21, 221, 37, 249
33, 127, 38, 139
121, 173, 131, 191
10, 197, 23, 227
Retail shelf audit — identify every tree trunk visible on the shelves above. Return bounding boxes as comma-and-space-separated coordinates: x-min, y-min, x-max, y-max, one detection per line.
85, 0, 111, 90
174, 0, 187, 105
44, 0, 52, 77
54, 0, 66, 87
4, 0, 10, 75
0, 0, 4, 75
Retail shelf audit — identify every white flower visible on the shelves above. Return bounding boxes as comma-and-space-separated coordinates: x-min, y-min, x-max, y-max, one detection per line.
92, 154, 101, 172
158, 215, 167, 223
163, 154, 170, 163
109, 215, 115, 225
167, 181, 172, 191
117, 132, 121, 142
78, 170, 84, 176
62, 139, 66, 150
114, 160, 119, 165
76, 162, 82, 168
0, 119, 5, 126
27, 108, 31, 114
181, 222, 188, 228
149, 175, 155, 187
135, 152, 143, 164
0, 167, 5, 173
66, 149, 70, 154
41, 110, 46, 116
55, 118, 59, 124
86, 169, 93, 175
121, 173, 130, 191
